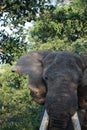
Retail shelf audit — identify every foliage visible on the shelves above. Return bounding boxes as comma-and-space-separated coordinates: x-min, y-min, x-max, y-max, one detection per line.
1, 0, 87, 64
30, 3, 87, 44
0, 0, 53, 25
0, 32, 27, 64
31, 37, 87, 54
0, 64, 43, 130
0, 0, 54, 64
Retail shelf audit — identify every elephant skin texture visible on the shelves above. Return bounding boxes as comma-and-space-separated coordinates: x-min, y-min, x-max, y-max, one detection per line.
12, 50, 87, 130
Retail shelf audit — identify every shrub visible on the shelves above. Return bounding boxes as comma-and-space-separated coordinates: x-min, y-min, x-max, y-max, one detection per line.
0, 64, 42, 130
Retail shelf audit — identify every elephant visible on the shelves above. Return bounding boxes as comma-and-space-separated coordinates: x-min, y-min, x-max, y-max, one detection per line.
12, 50, 87, 130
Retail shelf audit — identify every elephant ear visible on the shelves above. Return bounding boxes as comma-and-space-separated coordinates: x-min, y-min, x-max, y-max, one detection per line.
78, 54, 87, 109
12, 50, 52, 75
81, 54, 87, 70
12, 50, 52, 105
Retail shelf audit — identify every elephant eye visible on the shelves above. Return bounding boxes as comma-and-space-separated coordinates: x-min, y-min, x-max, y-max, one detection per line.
43, 74, 49, 81
44, 76, 49, 80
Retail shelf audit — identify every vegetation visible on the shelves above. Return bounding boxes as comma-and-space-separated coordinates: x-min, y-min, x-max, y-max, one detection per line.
30, 1, 87, 52
0, 0, 87, 129
0, 0, 54, 64
0, 0, 53, 24
0, 64, 42, 130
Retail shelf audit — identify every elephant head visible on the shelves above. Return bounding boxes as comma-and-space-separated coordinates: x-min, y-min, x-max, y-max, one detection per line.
12, 50, 87, 130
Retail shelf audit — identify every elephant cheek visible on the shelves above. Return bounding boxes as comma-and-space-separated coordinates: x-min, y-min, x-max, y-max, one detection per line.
28, 84, 46, 105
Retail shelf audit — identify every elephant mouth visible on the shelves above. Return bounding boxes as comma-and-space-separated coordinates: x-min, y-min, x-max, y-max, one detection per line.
32, 96, 45, 105
79, 97, 87, 109
30, 90, 45, 105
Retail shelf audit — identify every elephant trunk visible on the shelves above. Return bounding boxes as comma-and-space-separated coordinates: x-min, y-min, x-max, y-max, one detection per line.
45, 97, 77, 130
44, 79, 79, 130
47, 112, 71, 130
39, 110, 81, 130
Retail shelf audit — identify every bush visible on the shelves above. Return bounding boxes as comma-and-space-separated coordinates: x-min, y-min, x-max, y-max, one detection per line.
32, 37, 87, 54
0, 64, 42, 130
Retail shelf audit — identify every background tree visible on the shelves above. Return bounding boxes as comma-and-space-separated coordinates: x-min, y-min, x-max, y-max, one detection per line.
0, 32, 27, 64
0, 0, 54, 25
0, 0, 55, 64
1, 0, 87, 64
30, 0, 87, 53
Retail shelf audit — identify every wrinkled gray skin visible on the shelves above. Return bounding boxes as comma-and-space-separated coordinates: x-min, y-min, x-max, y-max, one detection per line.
12, 50, 87, 130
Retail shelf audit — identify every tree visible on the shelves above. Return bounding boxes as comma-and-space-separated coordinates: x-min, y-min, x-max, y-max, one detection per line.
0, 0, 55, 64
30, 2, 87, 53
0, 0, 87, 64
0, 30, 27, 64
0, 0, 53, 25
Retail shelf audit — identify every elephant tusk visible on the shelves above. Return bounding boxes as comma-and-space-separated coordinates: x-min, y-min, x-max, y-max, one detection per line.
39, 110, 49, 130
72, 112, 81, 130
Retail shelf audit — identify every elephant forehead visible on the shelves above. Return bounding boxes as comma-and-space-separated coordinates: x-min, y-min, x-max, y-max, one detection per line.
43, 55, 82, 82
43, 52, 57, 66
43, 51, 83, 70
43, 67, 81, 85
